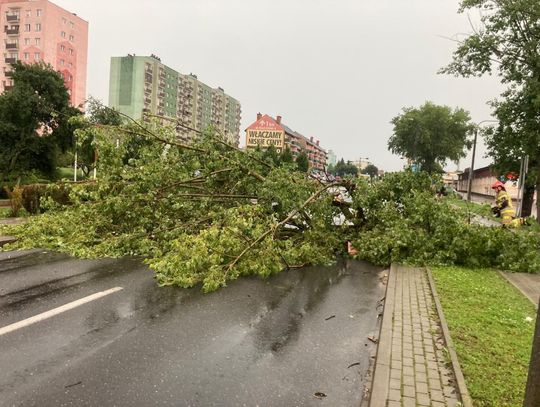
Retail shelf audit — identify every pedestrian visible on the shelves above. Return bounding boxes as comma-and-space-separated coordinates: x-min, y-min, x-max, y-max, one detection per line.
491, 181, 515, 226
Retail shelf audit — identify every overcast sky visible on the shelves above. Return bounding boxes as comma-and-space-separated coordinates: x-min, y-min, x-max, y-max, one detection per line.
55, 0, 503, 172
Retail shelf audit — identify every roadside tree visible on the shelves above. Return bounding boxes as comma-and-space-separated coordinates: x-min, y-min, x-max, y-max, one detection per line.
362, 164, 379, 179
389, 102, 473, 174
0, 61, 78, 180
296, 151, 309, 172
333, 158, 358, 177
441, 0, 540, 220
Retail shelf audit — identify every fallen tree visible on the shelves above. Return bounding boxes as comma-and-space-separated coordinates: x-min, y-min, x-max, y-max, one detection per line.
2, 115, 539, 291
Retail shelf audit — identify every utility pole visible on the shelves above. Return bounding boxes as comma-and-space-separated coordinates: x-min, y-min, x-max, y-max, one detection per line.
466, 128, 478, 202
524, 299, 540, 407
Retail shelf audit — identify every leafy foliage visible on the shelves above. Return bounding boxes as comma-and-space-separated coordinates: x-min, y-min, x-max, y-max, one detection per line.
0, 61, 79, 179
331, 158, 358, 177
2, 117, 538, 291
389, 102, 473, 173
362, 164, 379, 179
442, 0, 540, 221
295, 151, 309, 172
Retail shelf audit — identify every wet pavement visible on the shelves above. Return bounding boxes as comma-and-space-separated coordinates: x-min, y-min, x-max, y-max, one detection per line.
0, 250, 385, 406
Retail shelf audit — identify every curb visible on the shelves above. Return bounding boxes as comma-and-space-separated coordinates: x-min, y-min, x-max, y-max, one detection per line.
498, 271, 539, 308
426, 268, 473, 407
0, 236, 17, 247
368, 264, 396, 407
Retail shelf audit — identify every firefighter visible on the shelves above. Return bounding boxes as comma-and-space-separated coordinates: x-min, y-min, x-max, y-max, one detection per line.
491, 181, 515, 226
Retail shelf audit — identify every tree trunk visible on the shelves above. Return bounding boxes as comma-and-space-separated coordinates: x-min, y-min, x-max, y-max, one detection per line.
523, 298, 540, 407
521, 184, 535, 217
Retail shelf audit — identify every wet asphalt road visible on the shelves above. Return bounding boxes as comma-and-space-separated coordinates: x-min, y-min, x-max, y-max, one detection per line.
0, 250, 385, 407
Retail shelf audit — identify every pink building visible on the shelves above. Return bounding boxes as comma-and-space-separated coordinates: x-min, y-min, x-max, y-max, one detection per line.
0, 0, 88, 107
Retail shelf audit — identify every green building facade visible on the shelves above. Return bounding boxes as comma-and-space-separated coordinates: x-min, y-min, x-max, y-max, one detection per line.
109, 55, 241, 145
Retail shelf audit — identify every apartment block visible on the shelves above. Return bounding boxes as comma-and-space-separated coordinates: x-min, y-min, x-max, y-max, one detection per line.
245, 113, 327, 171
0, 0, 88, 107
109, 54, 242, 146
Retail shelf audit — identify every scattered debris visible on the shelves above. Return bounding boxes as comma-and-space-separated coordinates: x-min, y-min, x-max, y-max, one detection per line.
314, 392, 327, 399
367, 335, 378, 344
325, 315, 336, 321
347, 362, 361, 369
64, 381, 82, 389
525, 316, 533, 322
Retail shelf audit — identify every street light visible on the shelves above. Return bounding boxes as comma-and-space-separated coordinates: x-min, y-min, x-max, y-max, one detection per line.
466, 120, 498, 202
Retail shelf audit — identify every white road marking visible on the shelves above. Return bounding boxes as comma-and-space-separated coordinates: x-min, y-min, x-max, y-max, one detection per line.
0, 287, 124, 336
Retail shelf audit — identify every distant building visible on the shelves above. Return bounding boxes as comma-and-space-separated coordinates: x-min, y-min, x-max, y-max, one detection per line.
0, 0, 89, 107
326, 150, 337, 167
109, 55, 242, 146
352, 158, 371, 172
245, 113, 327, 171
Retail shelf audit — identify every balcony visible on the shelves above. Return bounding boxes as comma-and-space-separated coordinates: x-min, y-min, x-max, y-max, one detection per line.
5, 42, 18, 49
5, 57, 17, 64
4, 84, 13, 91
5, 70, 13, 77
6, 14, 20, 22
6, 28, 19, 35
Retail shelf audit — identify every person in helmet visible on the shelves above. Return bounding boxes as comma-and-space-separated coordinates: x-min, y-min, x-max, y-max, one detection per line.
491, 181, 515, 225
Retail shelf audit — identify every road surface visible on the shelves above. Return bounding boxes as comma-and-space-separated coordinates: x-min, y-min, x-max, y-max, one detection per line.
0, 250, 385, 406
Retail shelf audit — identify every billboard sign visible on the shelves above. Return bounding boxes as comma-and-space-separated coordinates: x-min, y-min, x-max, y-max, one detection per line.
246, 116, 285, 152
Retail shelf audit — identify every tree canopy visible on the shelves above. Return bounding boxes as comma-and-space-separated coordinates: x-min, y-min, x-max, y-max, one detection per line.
441, 0, 540, 220
0, 61, 79, 180
295, 151, 309, 172
388, 102, 473, 173
332, 158, 358, 177
362, 164, 379, 179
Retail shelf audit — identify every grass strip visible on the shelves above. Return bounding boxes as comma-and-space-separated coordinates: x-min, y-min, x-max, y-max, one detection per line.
431, 266, 535, 407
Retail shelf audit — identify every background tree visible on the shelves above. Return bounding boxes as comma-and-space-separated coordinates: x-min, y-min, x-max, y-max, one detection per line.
75, 97, 123, 176
295, 151, 309, 172
362, 164, 379, 179
0, 61, 78, 180
388, 101, 473, 173
333, 158, 359, 177
484, 84, 539, 216
262, 145, 281, 167
441, 0, 540, 220
280, 147, 294, 164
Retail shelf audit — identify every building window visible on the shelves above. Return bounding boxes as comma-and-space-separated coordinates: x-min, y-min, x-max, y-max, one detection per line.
69, 21, 74, 29
24, 38, 30, 46
35, 23, 41, 31
60, 59, 64, 66
23, 52, 29, 60
69, 34, 74, 41
34, 52, 40, 60
60, 45, 65, 51
24, 24, 30, 32
61, 31, 66, 38
68, 62, 72, 68
69, 48, 73, 55
35, 37, 40, 46
62, 17, 67, 24
36, 9, 42, 17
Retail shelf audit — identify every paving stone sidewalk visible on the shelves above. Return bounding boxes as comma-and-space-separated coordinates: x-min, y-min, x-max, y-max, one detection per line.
370, 265, 471, 407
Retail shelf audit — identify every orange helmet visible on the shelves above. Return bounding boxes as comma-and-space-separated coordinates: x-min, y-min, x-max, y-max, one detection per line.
491, 181, 505, 189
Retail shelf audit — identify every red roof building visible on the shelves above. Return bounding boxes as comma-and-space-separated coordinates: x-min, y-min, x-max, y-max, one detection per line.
245, 113, 327, 170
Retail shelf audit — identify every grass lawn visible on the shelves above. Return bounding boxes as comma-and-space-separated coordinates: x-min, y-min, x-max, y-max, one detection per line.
56, 167, 85, 181
0, 207, 10, 218
447, 196, 499, 221
431, 266, 536, 407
